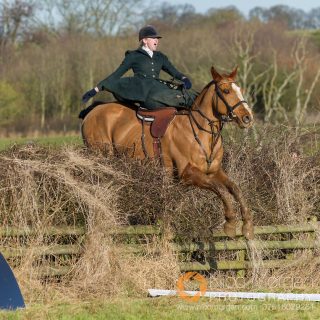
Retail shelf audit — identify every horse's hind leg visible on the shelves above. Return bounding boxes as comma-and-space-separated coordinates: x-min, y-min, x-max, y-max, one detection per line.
181, 164, 237, 238
215, 169, 254, 239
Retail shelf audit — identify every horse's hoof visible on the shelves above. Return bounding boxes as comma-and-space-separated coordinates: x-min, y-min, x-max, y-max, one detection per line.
242, 222, 254, 240
224, 221, 236, 238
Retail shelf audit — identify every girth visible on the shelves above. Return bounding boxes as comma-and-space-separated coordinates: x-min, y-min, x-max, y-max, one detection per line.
136, 107, 177, 160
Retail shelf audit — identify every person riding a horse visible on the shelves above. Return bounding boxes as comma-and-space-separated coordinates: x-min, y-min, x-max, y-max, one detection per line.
80, 27, 255, 240
82, 25, 197, 109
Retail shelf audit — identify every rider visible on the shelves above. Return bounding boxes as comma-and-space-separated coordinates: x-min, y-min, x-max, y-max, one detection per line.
81, 25, 197, 109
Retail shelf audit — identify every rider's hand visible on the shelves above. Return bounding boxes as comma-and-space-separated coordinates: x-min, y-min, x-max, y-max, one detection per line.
182, 77, 192, 90
82, 88, 97, 103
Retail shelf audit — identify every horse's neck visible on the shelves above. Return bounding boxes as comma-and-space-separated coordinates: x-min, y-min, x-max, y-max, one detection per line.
192, 85, 221, 130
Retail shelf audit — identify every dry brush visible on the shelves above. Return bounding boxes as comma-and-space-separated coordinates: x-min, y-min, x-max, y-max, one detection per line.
0, 125, 319, 302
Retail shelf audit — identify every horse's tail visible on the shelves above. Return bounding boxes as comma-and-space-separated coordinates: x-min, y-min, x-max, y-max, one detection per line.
79, 101, 107, 147
78, 101, 106, 119
80, 121, 87, 147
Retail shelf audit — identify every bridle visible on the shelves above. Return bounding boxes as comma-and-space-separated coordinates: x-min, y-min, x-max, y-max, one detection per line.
185, 79, 248, 170
210, 79, 248, 122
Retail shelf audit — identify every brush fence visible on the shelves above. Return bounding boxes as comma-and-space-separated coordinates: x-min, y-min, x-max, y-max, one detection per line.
0, 218, 319, 278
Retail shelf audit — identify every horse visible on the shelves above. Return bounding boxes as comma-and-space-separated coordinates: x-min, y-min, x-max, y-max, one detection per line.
81, 66, 254, 239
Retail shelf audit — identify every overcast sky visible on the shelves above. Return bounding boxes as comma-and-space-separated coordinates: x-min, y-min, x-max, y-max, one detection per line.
167, 0, 320, 15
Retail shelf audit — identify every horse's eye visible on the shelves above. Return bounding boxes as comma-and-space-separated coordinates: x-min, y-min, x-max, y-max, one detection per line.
223, 89, 230, 94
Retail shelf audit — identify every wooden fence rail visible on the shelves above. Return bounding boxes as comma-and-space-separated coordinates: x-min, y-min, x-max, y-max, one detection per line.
0, 218, 319, 277
0, 221, 317, 238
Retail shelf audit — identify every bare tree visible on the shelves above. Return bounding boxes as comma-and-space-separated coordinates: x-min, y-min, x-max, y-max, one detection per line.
292, 37, 320, 125
249, 5, 308, 29
144, 2, 197, 28
307, 8, 320, 29
230, 25, 268, 108
261, 50, 296, 122
251, 37, 320, 125
42, 0, 146, 36
0, 0, 35, 49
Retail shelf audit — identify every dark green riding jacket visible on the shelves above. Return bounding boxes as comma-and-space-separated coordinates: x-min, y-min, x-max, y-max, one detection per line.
97, 48, 186, 103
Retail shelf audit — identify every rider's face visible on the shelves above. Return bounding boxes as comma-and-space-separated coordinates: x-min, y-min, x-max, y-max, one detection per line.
143, 38, 159, 51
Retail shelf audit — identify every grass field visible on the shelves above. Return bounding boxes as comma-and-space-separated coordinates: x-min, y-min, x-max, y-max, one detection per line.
0, 135, 82, 151
1, 297, 319, 320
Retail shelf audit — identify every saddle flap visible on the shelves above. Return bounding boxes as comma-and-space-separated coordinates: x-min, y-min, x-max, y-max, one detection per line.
137, 107, 177, 138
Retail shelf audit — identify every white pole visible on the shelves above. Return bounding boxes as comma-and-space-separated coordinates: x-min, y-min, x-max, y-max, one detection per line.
148, 289, 320, 302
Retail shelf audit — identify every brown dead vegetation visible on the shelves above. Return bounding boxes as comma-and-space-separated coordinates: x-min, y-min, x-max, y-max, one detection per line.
0, 125, 319, 301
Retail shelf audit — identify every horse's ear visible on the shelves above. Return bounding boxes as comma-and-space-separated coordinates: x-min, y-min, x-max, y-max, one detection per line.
211, 66, 223, 82
229, 66, 238, 79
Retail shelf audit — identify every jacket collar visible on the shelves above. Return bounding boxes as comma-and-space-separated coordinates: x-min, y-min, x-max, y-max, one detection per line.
136, 47, 159, 58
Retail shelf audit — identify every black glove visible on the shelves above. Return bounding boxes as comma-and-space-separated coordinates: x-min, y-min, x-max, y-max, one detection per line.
82, 88, 97, 103
182, 77, 192, 90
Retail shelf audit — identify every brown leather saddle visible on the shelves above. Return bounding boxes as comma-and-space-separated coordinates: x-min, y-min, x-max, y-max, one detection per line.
136, 107, 177, 160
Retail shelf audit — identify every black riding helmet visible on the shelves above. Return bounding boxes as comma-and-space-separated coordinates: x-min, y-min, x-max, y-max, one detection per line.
138, 25, 162, 41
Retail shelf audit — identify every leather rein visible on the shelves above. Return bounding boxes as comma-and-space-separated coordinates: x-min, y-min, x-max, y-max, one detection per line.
185, 80, 247, 171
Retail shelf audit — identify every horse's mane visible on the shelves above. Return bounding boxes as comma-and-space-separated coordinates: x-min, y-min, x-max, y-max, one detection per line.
192, 75, 235, 109
192, 80, 214, 108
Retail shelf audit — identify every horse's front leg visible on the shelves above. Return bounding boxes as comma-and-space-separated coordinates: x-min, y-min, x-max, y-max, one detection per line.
215, 168, 254, 239
181, 163, 238, 238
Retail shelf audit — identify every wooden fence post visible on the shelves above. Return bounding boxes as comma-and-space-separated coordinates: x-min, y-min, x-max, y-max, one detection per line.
236, 225, 246, 277
236, 247, 246, 278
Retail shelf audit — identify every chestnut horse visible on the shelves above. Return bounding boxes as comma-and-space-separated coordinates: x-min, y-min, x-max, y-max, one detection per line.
81, 67, 254, 239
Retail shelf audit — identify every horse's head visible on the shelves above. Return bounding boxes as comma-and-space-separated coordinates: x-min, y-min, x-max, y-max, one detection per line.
210, 66, 253, 128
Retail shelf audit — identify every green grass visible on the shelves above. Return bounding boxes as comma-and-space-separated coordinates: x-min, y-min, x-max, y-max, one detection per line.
0, 135, 82, 151
1, 297, 319, 320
